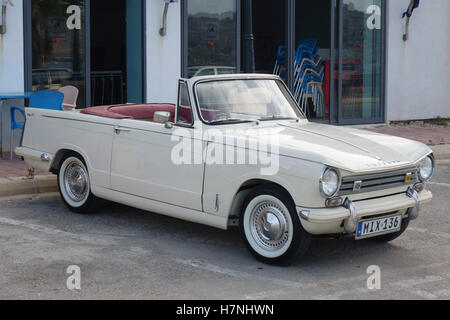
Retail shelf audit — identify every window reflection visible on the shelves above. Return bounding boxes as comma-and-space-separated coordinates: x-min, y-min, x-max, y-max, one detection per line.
31, 0, 86, 107
342, 0, 382, 120
187, 0, 237, 78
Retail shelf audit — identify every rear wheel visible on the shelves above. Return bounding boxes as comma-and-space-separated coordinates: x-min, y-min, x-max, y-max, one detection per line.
57, 154, 98, 214
240, 185, 311, 265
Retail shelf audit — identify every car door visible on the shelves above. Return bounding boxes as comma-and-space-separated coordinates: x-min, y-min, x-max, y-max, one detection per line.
109, 81, 205, 211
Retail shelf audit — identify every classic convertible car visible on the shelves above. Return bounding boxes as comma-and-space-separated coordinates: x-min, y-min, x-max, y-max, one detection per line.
16, 74, 434, 265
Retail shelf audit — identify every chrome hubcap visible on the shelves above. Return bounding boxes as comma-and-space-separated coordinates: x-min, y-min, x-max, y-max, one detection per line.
250, 201, 289, 251
64, 161, 88, 202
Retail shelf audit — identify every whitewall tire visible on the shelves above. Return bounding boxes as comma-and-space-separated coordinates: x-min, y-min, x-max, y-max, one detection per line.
58, 154, 98, 214
240, 185, 311, 265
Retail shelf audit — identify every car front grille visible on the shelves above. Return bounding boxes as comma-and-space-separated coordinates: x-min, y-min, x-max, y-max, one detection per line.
339, 168, 419, 196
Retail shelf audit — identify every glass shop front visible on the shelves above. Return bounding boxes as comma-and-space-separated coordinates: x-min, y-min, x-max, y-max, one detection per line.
183, 0, 385, 125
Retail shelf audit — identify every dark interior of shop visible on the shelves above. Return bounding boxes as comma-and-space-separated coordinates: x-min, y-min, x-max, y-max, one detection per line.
90, 0, 127, 106
248, 0, 332, 121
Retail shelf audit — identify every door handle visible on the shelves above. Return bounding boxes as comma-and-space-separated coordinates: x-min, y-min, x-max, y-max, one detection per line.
114, 127, 131, 135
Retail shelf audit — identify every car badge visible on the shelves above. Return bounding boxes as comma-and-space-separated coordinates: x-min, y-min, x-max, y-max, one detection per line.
353, 180, 362, 192
405, 172, 412, 183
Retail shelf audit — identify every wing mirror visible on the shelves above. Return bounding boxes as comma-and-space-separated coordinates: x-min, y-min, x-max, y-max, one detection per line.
154, 111, 171, 123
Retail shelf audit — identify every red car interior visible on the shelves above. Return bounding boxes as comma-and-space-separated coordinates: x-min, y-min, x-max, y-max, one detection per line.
80, 103, 226, 124
80, 103, 195, 123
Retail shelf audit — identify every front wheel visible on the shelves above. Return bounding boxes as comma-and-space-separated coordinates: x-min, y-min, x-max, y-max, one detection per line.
240, 186, 311, 265
58, 154, 98, 214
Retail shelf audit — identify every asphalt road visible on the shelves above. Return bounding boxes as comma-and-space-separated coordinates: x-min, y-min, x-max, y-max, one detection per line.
0, 161, 449, 300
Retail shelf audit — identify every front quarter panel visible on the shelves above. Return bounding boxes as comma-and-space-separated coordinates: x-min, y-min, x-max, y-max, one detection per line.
203, 145, 325, 218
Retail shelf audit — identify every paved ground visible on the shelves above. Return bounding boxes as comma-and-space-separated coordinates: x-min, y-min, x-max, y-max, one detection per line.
0, 161, 449, 300
364, 124, 450, 146
0, 153, 49, 179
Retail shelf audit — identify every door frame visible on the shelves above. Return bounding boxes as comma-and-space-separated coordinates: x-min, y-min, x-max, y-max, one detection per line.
23, 0, 147, 107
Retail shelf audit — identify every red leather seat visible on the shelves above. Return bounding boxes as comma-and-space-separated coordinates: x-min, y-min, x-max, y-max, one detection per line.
81, 104, 176, 122
81, 103, 218, 124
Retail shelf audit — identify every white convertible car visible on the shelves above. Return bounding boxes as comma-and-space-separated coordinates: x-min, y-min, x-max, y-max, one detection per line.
16, 74, 434, 265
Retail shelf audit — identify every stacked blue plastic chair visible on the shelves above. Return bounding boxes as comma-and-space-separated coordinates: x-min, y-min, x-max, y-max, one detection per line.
273, 39, 324, 117
273, 46, 287, 80
9, 107, 26, 160
293, 39, 324, 117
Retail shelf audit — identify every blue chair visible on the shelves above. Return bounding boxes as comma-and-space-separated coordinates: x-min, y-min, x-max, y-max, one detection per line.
10, 106, 26, 160
9, 90, 64, 160
30, 90, 64, 110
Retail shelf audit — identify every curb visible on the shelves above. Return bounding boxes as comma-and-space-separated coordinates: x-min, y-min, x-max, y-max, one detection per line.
0, 175, 58, 198
430, 145, 450, 161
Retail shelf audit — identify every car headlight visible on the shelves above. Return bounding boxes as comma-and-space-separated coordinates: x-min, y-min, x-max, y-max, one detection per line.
320, 167, 340, 198
419, 155, 434, 182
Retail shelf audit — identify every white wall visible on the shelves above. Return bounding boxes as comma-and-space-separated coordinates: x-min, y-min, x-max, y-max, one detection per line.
0, 1, 24, 154
0, 0, 24, 92
146, 0, 181, 104
386, 0, 450, 121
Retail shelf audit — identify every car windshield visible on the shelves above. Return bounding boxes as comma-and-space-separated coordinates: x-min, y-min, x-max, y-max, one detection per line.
195, 79, 303, 124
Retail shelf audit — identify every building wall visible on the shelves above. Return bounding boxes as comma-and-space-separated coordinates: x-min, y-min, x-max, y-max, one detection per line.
0, 0, 24, 92
0, 1, 25, 153
145, 0, 181, 104
386, 0, 450, 121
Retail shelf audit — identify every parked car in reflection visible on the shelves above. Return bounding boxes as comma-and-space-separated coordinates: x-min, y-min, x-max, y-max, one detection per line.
32, 68, 74, 91
188, 66, 236, 78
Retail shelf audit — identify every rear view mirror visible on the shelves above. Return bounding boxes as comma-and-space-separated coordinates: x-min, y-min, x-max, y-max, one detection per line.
154, 111, 171, 124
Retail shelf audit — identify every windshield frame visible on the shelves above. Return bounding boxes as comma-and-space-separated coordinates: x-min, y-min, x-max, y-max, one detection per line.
192, 77, 306, 126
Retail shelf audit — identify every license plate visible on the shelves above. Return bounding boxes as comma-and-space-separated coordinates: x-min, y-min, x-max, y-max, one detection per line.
356, 214, 402, 240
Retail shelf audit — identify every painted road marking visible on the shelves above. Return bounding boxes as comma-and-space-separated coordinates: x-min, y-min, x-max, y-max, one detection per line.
409, 227, 450, 240
176, 259, 306, 289
0, 216, 117, 245
313, 275, 446, 300
428, 182, 450, 187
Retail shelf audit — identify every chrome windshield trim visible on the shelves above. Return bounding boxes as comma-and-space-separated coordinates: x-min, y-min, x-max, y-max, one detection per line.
192, 77, 306, 126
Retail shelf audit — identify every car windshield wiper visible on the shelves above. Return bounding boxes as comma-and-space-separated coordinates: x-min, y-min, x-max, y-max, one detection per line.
259, 115, 299, 121
209, 118, 259, 125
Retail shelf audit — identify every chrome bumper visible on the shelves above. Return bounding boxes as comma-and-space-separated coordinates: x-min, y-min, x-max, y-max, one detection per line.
343, 187, 420, 233
298, 188, 432, 235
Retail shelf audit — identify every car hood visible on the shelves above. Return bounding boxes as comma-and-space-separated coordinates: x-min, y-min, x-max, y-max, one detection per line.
217, 121, 432, 173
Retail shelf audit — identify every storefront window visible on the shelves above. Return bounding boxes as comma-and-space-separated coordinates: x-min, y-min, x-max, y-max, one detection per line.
28, 0, 144, 108
251, 0, 286, 75
295, 0, 332, 122
182, 0, 385, 124
186, 0, 238, 78
31, 0, 86, 107
341, 0, 383, 121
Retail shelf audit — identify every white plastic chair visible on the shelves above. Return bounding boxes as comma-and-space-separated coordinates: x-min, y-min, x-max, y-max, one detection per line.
58, 86, 79, 110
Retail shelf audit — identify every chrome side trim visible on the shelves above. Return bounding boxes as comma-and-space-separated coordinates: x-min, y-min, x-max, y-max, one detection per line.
214, 194, 220, 212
